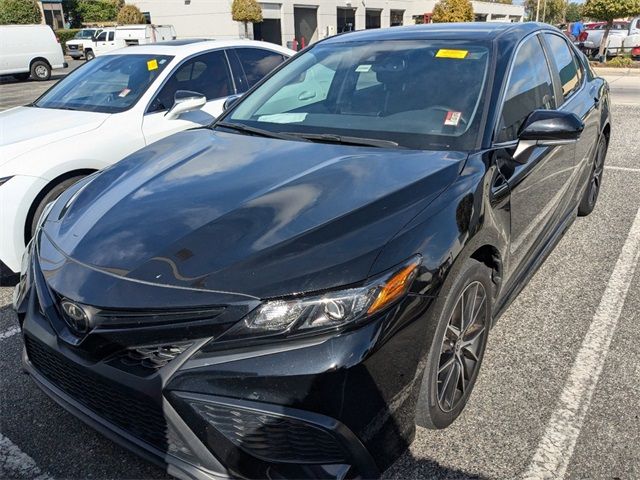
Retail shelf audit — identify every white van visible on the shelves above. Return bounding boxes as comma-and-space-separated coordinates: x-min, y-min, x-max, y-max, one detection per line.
84, 24, 176, 60
0, 24, 66, 81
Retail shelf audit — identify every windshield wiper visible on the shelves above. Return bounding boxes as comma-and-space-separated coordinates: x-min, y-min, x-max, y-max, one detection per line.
284, 132, 401, 149
216, 121, 305, 142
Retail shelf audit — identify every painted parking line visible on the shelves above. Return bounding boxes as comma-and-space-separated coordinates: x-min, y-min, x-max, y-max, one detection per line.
0, 433, 53, 480
604, 165, 640, 173
0, 326, 20, 341
523, 203, 640, 480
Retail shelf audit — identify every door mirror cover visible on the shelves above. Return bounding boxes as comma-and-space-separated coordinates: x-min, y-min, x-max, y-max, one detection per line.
223, 94, 242, 111
518, 110, 584, 142
166, 90, 206, 120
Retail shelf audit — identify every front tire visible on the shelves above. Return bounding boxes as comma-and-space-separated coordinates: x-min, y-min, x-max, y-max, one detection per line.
30, 61, 51, 81
578, 135, 607, 216
85, 50, 95, 61
416, 259, 493, 429
29, 176, 86, 239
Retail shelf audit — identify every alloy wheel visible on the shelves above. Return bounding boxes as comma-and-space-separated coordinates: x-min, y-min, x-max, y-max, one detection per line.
437, 280, 488, 412
588, 139, 606, 208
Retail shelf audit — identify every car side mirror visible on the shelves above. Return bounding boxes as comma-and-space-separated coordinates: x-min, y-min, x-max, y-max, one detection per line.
166, 90, 206, 120
223, 94, 242, 111
518, 109, 584, 144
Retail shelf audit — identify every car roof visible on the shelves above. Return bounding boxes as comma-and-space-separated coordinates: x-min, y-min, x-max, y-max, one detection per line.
322, 22, 553, 44
110, 39, 294, 59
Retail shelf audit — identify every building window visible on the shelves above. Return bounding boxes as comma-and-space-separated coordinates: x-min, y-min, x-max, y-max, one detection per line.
337, 7, 355, 33
390, 9, 404, 27
475, 14, 488, 22
365, 9, 381, 29
142, 12, 151, 24
412, 13, 432, 24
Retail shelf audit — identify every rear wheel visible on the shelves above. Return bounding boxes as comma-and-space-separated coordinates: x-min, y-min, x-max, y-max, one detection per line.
30, 61, 51, 81
29, 176, 86, 239
416, 259, 492, 429
578, 135, 607, 216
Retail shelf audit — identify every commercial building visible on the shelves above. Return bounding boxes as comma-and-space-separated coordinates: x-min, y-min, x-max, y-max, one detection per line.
130, 0, 525, 47
39, 0, 65, 29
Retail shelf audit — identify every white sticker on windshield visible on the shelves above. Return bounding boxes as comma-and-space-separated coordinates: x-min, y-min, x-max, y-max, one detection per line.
355, 64, 372, 73
258, 113, 307, 124
444, 111, 461, 126
118, 88, 131, 98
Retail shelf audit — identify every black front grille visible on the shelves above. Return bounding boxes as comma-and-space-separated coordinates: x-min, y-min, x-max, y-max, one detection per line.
25, 336, 169, 451
189, 401, 346, 464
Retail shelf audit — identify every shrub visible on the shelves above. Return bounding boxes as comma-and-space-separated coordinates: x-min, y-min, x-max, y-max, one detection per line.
432, 0, 474, 23
232, 0, 263, 38
76, 0, 120, 23
606, 55, 634, 68
0, 0, 43, 25
117, 4, 144, 24
55, 28, 80, 49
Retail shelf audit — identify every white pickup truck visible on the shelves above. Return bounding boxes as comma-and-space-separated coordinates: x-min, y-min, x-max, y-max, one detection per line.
83, 24, 176, 60
65, 28, 102, 59
577, 21, 630, 58
623, 17, 640, 59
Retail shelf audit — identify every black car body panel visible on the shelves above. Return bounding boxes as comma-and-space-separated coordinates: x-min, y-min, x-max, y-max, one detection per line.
16, 22, 611, 480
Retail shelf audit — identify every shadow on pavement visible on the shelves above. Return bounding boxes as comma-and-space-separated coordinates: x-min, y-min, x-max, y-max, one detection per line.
384, 452, 487, 479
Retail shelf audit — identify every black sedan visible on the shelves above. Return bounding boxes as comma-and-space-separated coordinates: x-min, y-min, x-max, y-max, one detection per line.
14, 22, 610, 480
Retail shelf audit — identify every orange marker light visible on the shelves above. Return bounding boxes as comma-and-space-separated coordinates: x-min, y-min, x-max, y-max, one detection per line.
367, 262, 420, 315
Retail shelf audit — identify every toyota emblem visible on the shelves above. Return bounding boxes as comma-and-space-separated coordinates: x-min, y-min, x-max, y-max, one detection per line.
61, 300, 89, 334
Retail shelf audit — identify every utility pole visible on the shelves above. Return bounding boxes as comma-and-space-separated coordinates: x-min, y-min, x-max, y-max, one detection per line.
536, 0, 541, 22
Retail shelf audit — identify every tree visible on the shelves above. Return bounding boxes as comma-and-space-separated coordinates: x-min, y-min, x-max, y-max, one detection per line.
583, 0, 640, 57
117, 4, 144, 24
565, 2, 583, 22
76, 0, 120, 23
432, 0, 474, 23
231, 0, 263, 38
0, 0, 42, 25
524, 0, 567, 25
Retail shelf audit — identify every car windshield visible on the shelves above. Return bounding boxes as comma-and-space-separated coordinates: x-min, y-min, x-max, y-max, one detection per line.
34, 54, 173, 113
224, 40, 491, 150
75, 29, 96, 38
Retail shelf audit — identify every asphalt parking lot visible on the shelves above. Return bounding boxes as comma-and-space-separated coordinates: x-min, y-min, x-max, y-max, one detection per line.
1, 68, 639, 480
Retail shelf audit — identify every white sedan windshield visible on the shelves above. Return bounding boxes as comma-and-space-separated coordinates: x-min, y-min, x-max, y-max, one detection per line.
35, 54, 173, 113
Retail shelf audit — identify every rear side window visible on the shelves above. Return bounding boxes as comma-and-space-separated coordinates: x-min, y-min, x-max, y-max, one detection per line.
108, 31, 114, 41
234, 48, 287, 89
544, 34, 582, 101
149, 50, 233, 112
497, 35, 555, 143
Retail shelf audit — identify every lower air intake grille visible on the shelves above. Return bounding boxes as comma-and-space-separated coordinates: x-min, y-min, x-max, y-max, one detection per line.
189, 400, 347, 464
25, 336, 169, 450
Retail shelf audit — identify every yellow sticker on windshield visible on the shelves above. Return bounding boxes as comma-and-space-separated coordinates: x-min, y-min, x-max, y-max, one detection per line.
147, 59, 158, 71
435, 49, 468, 59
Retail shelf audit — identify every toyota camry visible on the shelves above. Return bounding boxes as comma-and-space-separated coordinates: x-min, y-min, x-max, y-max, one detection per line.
15, 22, 610, 480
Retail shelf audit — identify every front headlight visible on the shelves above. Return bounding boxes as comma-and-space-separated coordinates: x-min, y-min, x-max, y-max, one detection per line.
221, 256, 421, 342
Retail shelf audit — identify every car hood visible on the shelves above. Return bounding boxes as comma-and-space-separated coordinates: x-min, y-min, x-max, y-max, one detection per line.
0, 107, 109, 166
42, 129, 466, 301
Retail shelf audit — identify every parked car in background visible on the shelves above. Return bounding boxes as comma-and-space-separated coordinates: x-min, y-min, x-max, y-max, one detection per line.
15, 22, 610, 480
66, 28, 102, 60
0, 25, 67, 81
0, 39, 293, 283
623, 17, 640, 59
576, 21, 630, 57
83, 24, 177, 60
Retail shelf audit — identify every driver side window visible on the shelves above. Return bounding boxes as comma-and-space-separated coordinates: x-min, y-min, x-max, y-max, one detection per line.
497, 35, 556, 143
148, 51, 233, 113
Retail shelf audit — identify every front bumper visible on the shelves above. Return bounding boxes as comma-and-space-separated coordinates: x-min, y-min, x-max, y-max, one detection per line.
18, 251, 436, 479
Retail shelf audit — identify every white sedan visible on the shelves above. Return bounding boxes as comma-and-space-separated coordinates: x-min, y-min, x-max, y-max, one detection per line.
0, 39, 293, 282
